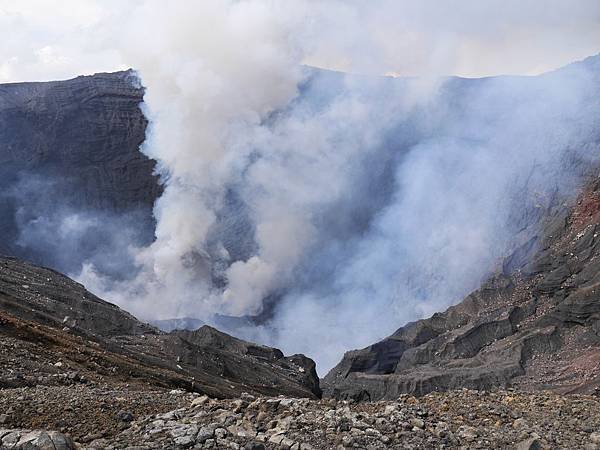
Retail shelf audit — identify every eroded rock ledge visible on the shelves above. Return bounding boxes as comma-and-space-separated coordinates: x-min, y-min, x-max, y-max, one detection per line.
323, 175, 600, 400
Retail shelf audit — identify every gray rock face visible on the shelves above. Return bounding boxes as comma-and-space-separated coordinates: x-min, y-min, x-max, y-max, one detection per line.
0, 71, 160, 274
0, 70, 159, 208
0, 256, 321, 399
0, 428, 75, 450
323, 175, 600, 400
0, 256, 153, 337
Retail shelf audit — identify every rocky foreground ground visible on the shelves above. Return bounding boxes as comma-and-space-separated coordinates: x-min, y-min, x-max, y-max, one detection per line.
1, 386, 600, 449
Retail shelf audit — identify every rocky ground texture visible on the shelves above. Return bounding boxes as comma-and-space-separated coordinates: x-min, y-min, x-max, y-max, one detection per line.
2, 388, 600, 449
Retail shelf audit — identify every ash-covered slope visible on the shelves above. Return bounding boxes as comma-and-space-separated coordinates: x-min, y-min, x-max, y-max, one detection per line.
0, 256, 320, 399
323, 174, 600, 400
0, 70, 160, 274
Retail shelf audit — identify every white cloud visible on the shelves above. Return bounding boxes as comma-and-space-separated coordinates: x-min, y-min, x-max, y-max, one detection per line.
1, 1, 599, 82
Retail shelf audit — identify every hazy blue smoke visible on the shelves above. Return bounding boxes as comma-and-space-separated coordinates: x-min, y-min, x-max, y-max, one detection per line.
3, 2, 600, 374
83, 56, 600, 373
201, 58, 600, 372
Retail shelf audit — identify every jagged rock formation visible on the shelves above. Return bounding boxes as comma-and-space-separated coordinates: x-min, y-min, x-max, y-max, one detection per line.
323, 174, 600, 400
0, 256, 320, 399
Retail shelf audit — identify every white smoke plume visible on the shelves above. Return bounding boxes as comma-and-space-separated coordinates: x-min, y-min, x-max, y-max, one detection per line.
110, 1, 308, 317
2, 1, 600, 372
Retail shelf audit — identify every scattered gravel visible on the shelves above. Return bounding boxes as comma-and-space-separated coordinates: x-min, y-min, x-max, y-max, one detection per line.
4, 387, 598, 449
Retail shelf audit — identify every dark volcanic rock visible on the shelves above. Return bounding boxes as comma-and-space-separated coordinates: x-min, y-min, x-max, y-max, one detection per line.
323, 174, 600, 400
0, 70, 159, 208
0, 70, 262, 281
168, 326, 321, 398
0, 71, 161, 273
0, 256, 320, 399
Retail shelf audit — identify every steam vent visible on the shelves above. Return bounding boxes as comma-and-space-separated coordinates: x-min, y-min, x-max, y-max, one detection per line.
1, 2, 599, 449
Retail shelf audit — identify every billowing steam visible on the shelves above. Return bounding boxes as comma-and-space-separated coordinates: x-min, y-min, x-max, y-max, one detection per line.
2, 1, 600, 372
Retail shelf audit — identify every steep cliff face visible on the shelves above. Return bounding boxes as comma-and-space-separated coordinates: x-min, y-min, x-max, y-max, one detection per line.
0, 70, 159, 208
0, 71, 160, 273
323, 174, 600, 400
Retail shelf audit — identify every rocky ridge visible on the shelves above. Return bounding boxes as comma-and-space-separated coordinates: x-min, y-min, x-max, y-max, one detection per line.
0, 256, 320, 400
323, 173, 600, 400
